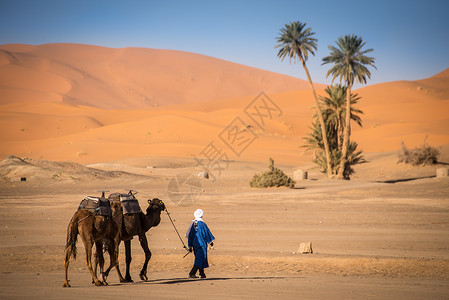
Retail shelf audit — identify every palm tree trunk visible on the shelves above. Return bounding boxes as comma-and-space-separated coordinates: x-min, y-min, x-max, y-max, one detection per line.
337, 83, 352, 179
337, 127, 342, 149
300, 57, 333, 177
337, 114, 342, 149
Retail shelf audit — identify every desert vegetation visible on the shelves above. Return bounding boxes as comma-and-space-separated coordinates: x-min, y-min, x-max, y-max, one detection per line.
321, 35, 376, 178
249, 158, 295, 188
276, 23, 376, 179
398, 139, 440, 166
303, 85, 365, 179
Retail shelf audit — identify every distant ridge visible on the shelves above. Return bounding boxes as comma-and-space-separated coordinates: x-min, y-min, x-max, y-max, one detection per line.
0, 43, 323, 109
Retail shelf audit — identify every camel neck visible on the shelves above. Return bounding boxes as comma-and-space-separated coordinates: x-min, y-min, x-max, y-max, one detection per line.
144, 208, 161, 230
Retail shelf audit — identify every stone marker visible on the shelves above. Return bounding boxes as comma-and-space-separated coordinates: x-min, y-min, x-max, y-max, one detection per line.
436, 168, 449, 178
293, 170, 308, 181
197, 171, 209, 179
297, 242, 313, 254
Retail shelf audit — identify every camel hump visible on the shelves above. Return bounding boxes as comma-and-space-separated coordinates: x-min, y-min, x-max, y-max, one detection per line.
78, 196, 112, 217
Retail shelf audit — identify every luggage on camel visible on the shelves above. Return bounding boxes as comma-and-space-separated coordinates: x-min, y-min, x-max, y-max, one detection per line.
108, 191, 142, 214
78, 196, 112, 217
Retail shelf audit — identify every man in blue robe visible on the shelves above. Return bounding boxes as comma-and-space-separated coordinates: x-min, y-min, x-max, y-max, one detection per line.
186, 209, 215, 278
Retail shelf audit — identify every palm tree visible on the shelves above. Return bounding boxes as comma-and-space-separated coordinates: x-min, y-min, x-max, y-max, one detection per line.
275, 21, 333, 177
320, 85, 363, 149
322, 35, 375, 179
304, 85, 364, 176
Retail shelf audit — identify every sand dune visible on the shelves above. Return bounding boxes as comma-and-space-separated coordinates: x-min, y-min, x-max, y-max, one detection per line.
354, 69, 449, 151
0, 43, 448, 165
1, 81, 447, 164
0, 43, 319, 109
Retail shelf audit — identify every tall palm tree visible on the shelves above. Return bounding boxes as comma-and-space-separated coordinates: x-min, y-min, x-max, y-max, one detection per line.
275, 21, 333, 177
322, 35, 375, 179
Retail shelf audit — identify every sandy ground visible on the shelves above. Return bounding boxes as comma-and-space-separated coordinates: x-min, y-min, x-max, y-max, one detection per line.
0, 155, 448, 299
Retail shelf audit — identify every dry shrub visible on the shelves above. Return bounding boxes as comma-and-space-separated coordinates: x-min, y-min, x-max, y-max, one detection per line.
398, 140, 439, 166
250, 158, 295, 188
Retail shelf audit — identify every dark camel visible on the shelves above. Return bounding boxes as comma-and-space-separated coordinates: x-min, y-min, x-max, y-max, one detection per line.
63, 201, 122, 287
108, 193, 166, 282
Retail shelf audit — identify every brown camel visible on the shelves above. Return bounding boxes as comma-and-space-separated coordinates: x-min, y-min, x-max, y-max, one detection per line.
108, 192, 166, 282
63, 201, 122, 287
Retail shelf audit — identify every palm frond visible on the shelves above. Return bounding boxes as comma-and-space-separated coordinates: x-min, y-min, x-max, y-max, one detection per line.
275, 21, 317, 63
322, 35, 376, 86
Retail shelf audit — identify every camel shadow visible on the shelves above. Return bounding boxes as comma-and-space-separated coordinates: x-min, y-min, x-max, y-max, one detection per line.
129, 275, 304, 285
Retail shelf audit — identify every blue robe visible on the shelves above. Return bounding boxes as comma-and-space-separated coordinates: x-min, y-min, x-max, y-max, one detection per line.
187, 220, 215, 268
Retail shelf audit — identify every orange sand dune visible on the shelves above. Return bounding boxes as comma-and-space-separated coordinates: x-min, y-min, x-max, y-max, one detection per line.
354, 69, 449, 152
0, 43, 321, 109
0, 43, 448, 165
0, 99, 306, 164
1, 75, 447, 165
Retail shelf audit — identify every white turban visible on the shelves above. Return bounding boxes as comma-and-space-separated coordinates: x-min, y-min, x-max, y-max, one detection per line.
186, 209, 204, 237
194, 209, 203, 220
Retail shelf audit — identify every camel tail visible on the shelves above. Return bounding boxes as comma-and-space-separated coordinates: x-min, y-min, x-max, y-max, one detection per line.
65, 215, 79, 260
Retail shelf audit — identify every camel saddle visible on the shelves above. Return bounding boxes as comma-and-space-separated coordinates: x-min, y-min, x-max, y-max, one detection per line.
78, 196, 112, 217
108, 193, 142, 215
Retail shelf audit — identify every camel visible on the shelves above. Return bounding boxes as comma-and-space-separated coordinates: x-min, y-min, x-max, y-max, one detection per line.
107, 192, 166, 282
63, 200, 122, 287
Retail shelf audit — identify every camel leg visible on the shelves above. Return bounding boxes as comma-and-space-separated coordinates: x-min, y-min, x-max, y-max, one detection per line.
93, 248, 98, 283
113, 239, 126, 282
138, 234, 152, 281
124, 239, 133, 282
94, 242, 105, 284
63, 247, 72, 287
81, 234, 103, 286
102, 239, 117, 284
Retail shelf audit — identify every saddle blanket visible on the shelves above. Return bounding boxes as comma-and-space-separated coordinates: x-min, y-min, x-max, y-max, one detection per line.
108, 193, 142, 214
78, 196, 112, 217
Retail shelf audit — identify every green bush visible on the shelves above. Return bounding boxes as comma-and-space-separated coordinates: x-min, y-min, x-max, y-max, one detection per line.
398, 141, 439, 166
250, 158, 295, 188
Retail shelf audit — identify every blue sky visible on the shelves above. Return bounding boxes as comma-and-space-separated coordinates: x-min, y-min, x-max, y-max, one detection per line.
1, 0, 448, 87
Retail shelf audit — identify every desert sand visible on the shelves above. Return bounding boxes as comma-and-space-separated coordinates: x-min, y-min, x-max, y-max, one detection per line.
0, 44, 448, 299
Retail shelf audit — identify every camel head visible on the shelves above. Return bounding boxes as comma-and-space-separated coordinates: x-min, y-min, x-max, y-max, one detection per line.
147, 198, 166, 212
110, 201, 123, 216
